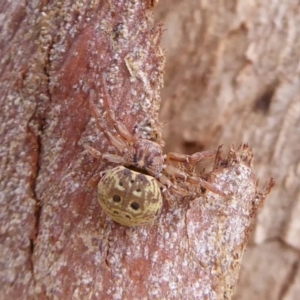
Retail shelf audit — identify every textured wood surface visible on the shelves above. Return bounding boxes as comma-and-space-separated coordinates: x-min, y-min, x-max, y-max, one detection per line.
0, 1, 278, 299
155, 1, 300, 299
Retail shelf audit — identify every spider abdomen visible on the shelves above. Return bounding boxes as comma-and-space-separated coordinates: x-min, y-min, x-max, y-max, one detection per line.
98, 166, 163, 226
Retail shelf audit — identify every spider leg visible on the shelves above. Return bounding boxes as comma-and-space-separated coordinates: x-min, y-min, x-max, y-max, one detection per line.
86, 145, 125, 164
158, 172, 189, 196
89, 90, 128, 152
164, 158, 229, 198
164, 165, 187, 180
100, 75, 137, 143
104, 131, 128, 152
158, 173, 173, 188
187, 175, 230, 197
85, 145, 102, 159
167, 150, 216, 163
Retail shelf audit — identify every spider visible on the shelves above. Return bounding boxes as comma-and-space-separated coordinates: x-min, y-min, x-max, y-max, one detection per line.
86, 75, 228, 226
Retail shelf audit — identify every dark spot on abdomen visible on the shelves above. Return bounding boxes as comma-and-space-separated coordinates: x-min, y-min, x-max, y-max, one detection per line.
113, 195, 121, 202
130, 202, 139, 210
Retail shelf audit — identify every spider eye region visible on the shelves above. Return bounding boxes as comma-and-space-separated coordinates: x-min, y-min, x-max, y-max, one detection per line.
97, 166, 163, 226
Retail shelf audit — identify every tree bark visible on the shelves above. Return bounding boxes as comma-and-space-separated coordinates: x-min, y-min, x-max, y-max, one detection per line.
0, 1, 277, 299
155, 1, 300, 299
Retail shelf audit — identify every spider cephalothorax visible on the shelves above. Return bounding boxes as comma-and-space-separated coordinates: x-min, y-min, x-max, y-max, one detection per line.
124, 139, 165, 177
86, 75, 228, 226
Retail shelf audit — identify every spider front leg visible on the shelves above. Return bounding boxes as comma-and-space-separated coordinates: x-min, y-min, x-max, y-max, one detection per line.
86, 145, 126, 164
187, 175, 229, 197
164, 164, 229, 197
158, 173, 189, 196
164, 150, 229, 197
88, 90, 129, 151
167, 149, 217, 164
87, 82, 138, 167
100, 75, 137, 144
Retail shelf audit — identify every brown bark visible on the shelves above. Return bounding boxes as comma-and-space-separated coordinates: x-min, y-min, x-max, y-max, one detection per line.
0, 1, 275, 300
155, 1, 300, 299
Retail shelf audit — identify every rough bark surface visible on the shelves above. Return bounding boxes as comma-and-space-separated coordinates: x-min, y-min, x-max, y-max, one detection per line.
0, 1, 276, 300
154, 1, 300, 299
